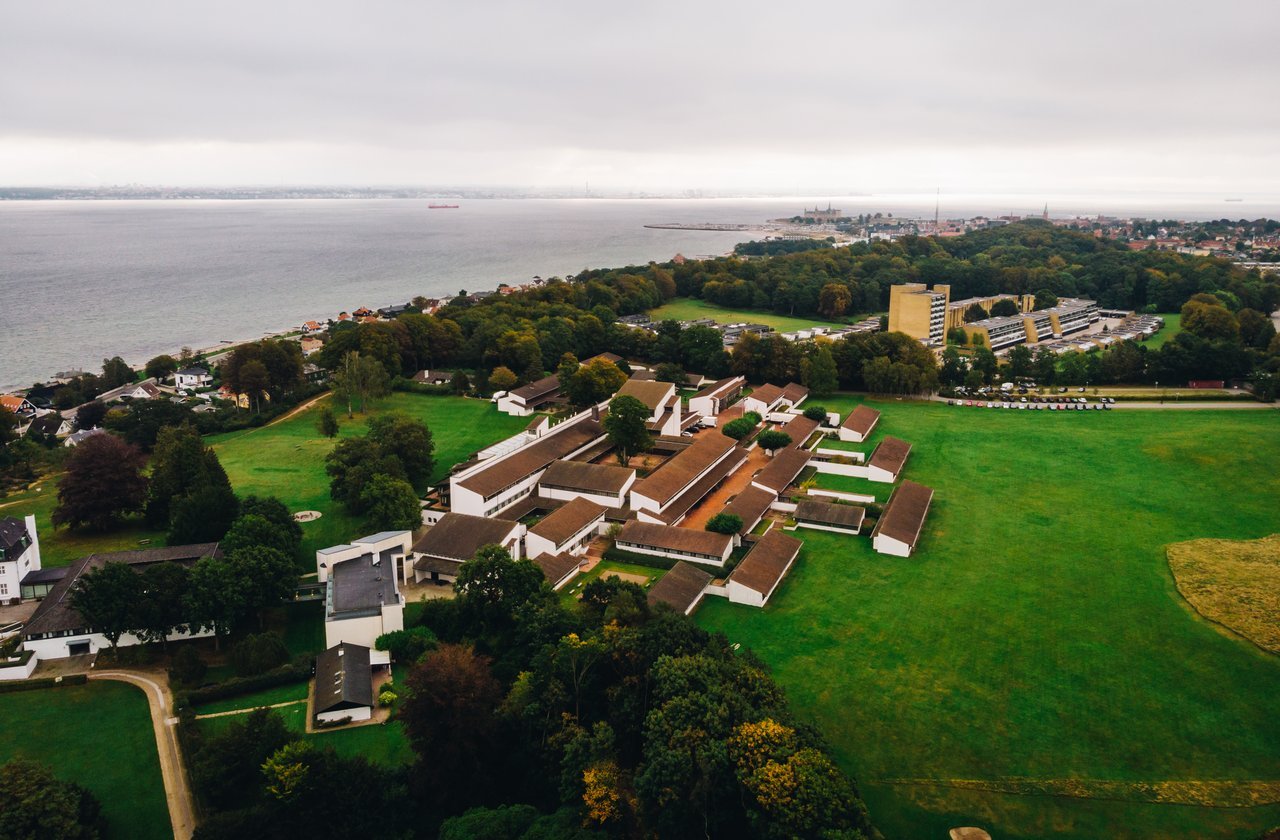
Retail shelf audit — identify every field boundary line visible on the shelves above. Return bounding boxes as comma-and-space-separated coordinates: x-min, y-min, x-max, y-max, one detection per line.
876, 777, 1280, 808
193, 698, 307, 719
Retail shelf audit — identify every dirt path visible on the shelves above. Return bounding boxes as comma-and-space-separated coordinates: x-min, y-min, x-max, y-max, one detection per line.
194, 699, 306, 719
89, 671, 196, 840
681, 443, 768, 529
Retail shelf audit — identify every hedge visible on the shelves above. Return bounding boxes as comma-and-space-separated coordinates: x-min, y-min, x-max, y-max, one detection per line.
0, 673, 87, 694
178, 659, 311, 709
601, 545, 678, 571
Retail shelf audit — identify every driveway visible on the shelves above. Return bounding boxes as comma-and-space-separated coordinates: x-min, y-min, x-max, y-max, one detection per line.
89, 671, 196, 840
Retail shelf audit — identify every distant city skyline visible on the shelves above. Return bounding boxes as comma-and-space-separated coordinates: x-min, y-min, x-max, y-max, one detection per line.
2, 1, 1277, 194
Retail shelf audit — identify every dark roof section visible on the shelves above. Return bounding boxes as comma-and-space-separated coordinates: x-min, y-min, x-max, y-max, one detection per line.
795, 500, 865, 529
21, 566, 68, 586
631, 432, 737, 506
539, 460, 634, 495
729, 531, 802, 598
840, 405, 881, 438
413, 513, 520, 566
723, 485, 777, 534
329, 550, 400, 617
871, 480, 934, 551
24, 543, 222, 637
647, 561, 713, 613
777, 414, 819, 446
0, 517, 32, 563
868, 436, 911, 477
780, 383, 809, 404
458, 416, 604, 498
508, 374, 561, 402
532, 552, 581, 587
651, 449, 749, 525
749, 383, 785, 407
616, 378, 675, 411
313, 642, 373, 714
176, 366, 209, 376
616, 521, 733, 558
753, 446, 811, 494
528, 497, 607, 547
25, 414, 65, 436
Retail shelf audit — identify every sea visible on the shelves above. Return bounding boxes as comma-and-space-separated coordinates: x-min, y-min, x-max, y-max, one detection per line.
2, 193, 1276, 391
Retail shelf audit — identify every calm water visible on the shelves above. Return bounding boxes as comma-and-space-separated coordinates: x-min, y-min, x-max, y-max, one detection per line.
2, 193, 1275, 390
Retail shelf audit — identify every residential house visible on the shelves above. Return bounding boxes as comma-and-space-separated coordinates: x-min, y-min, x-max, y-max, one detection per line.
22, 543, 222, 660
741, 383, 785, 416
0, 395, 37, 419
726, 531, 802, 607
615, 521, 734, 567
866, 436, 911, 483
524, 497, 607, 560
64, 428, 106, 448
174, 367, 212, 390
615, 378, 683, 436
313, 642, 374, 724
496, 374, 562, 416
300, 335, 325, 356
97, 378, 163, 404
301, 320, 324, 333
411, 370, 454, 387
24, 412, 73, 440
871, 480, 934, 557
0, 516, 41, 607
838, 405, 880, 443
687, 376, 745, 420
646, 561, 713, 615
412, 513, 524, 584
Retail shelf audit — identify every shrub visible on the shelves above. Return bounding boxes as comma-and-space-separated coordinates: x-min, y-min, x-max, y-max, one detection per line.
722, 417, 757, 440
228, 633, 290, 677
378, 690, 398, 707
169, 646, 208, 687
601, 545, 677, 570
374, 625, 437, 664
803, 405, 827, 421
756, 430, 793, 451
179, 661, 312, 709
706, 513, 743, 535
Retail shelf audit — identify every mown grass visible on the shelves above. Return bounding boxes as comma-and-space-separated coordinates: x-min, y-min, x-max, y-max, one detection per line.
560, 560, 661, 604
195, 705, 411, 766
193, 681, 309, 716
1140, 312, 1183, 350
1167, 534, 1280, 654
649, 297, 853, 332
697, 398, 1280, 840
0, 681, 170, 840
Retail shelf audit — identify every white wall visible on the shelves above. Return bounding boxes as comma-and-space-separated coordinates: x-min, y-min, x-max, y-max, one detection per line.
808, 488, 877, 504
324, 603, 402, 651
812, 461, 870, 478
873, 534, 912, 557
814, 446, 865, 462
0, 656, 38, 681
24, 626, 214, 661
793, 521, 861, 535
615, 541, 731, 567
539, 482, 633, 509
726, 581, 766, 608
867, 465, 897, 483
317, 705, 373, 724
495, 393, 532, 416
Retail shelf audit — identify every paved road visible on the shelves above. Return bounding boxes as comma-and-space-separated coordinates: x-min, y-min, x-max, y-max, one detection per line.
89, 671, 196, 840
931, 396, 1275, 411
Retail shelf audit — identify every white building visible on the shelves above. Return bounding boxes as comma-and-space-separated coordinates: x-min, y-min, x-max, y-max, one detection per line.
537, 460, 636, 509
0, 516, 41, 607
495, 374, 561, 416
687, 376, 745, 422
322, 535, 410, 661
726, 531, 803, 608
629, 433, 743, 524
646, 561, 713, 615
866, 436, 911, 483
524, 498, 607, 560
411, 513, 524, 585
838, 405, 881, 443
614, 378, 683, 437
871, 480, 934, 557
174, 367, 213, 389
313, 642, 374, 724
615, 520, 734, 568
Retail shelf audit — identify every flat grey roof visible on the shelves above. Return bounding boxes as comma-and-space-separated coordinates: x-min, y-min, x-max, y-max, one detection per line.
329, 549, 400, 617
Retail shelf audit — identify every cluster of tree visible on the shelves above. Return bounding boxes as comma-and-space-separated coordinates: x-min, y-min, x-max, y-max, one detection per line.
0, 757, 105, 840
603, 395, 652, 464
722, 410, 762, 441
70, 498, 301, 651
379, 545, 881, 838
324, 413, 434, 530
557, 354, 629, 407
218, 338, 305, 412
734, 238, 835, 257
705, 512, 744, 534
731, 331, 937, 396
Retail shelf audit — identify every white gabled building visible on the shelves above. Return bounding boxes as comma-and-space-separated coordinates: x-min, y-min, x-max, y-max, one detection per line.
537, 460, 635, 508
725, 530, 802, 608
687, 377, 746, 420
174, 367, 213, 389
495, 374, 562, 416
871, 480, 934, 557
411, 513, 525, 585
316, 532, 412, 662
0, 515, 41, 607
524, 497, 607, 559
629, 433, 744, 525
615, 521, 734, 568
614, 377, 683, 437
838, 405, 881, 443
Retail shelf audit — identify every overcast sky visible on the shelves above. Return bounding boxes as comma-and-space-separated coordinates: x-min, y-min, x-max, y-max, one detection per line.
2, 0, 1277, 194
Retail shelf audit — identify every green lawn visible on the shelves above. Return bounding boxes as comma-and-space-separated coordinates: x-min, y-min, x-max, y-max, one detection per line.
649, 297, 854, 332
193, 681, 309, 715
1138, 312, 1182, 349
697, 398, 1280, 840
560, 560, 663, 603
0, 682, 170, 840
196, 705, 411, 766
3, 393, 530, 567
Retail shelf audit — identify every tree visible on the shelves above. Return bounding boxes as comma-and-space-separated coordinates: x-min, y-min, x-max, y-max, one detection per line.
963, 302, 988, 323
145, 354, 179, 381
169, 645, 207, 687
604, 395, 652, 464
706, 513, 743, 535
74, 400, 107, 431
947, 326, 968, 345
360, 474, 421, 531
146, 424, 235, 530
235, 496, 304, 557
0, 758, 104, 840
488, 365, 518, 393
69, 562, 141, 652
755, 430, 792, 452
939, 347, 965, 387
329, 351, 389, 417
722, 417, 757, 440
375, 625, 437, 664
316, 407, 339, 438
100, 356, 134, 389
1034, 289, 1059, 310
1033, 347, 1058, 385
970, 347, 998, 384
228, 632, 290, 676
169, 483, 240, 544
221, 513, 298, 559
990, 298, 1020, 317
186, 555, 248, 647
1237, 308, 1277, 350
366, 413, 435, 487
804, 345, 839, 397
190, 707, 297, 812
1006, 344, 1034, 380
237, 359, 271, 413
228, 546, 298, 625
52, 434, 147, 531
132, 561, 192, 648
817, 283, 852, 319
1182, 296, 1239, 341
450, 370, 471, 394
325, 436, 407, 513
653, 362, 686, 385
454, 545, 547, 634
400, 643, 504, 804
564, 358, 627, 407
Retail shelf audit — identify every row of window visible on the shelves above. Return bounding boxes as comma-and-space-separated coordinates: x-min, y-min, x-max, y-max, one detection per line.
616, 540, 725, 561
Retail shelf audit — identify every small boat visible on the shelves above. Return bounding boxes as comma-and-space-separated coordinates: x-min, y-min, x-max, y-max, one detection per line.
429, 203, 460, 209
1224, 198, 1243, 202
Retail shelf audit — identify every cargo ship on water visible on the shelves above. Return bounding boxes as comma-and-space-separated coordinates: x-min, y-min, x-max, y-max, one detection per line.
428, 203, 459, 209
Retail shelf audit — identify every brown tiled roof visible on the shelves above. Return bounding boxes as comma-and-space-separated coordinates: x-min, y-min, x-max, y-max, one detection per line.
868, 436, 911, 477
723, 485, 777, 534
458, 416, 604, 498
691, 376, 742, 401
414, 554, 463, 576
617, 378, 676, 411
508, 374, 561, 402
631, 432, 738, 507
647, 561, 713, 613
616, 521, 733, 558
840, 405, 880, 438
539, 459, 634, 495
870, 479, 934, 550
795, 500, 865, 529
528, 497, 607, 547
24, 543, 223, 637
778, 415, 819, 446
748, 383, 785, 407
753, 446, 811, 494
413, 513, 520, 565
729, 531, 802, 598
532, 552, 581, 586
652, 449, 748, 525
780, 383, 809, 404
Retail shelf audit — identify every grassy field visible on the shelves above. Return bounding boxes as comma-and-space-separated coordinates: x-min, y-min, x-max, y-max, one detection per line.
698, 398, 1280, 840
649, 296, 855, 332
0, 682, 170, 840
193, 681, 309, 715
2, 393, 530, 566
1167, 534, 1280, 655
560, 560, 662, 603
1139, 312, 1183, 349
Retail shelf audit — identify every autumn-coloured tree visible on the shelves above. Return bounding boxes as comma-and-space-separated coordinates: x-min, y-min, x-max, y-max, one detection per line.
52, 433, 147, 531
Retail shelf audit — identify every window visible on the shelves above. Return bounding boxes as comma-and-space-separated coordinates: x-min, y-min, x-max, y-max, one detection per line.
0, 583, 7, 595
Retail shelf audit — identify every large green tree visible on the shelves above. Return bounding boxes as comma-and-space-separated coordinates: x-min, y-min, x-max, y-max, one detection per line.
69, 562, 140, 651
0, 758, 104, 840
360, 474, 422, 531
603, 395, 652, 464
52, 434, 148, 531
366, 412, 435, 487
